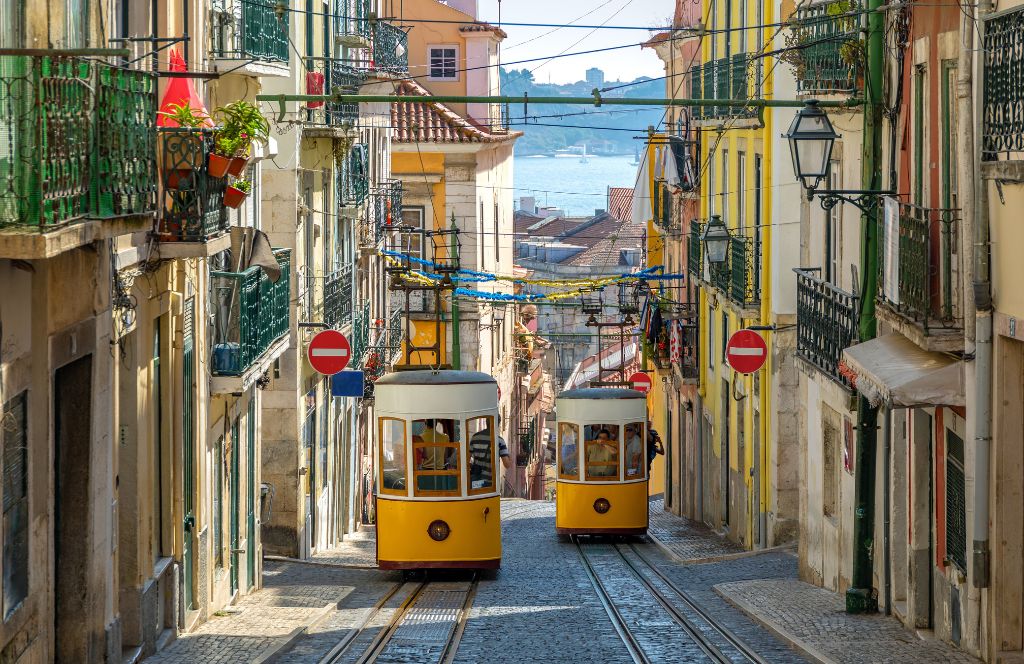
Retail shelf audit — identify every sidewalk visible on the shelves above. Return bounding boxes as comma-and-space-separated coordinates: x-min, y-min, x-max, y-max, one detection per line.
647, 496, 747, 562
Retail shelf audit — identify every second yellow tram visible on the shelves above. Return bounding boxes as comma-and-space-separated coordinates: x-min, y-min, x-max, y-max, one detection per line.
374, 370, 502, 569
554, 387, 649, 536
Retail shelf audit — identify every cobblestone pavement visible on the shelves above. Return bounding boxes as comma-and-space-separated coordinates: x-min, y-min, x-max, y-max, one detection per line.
648, 496, 746, 562
716, 578, 984, 664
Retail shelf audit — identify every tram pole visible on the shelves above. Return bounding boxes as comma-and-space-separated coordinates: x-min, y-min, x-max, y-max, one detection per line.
449, 212, 461, 370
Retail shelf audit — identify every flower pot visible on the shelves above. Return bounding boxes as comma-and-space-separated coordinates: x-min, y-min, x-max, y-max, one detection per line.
207, 153, 231, 178
224, 186, 248, 209
227, 155, 250, 178
164, 168, 194, 190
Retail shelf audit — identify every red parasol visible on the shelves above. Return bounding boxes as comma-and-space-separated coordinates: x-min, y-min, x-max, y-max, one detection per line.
156, 49, 214, 127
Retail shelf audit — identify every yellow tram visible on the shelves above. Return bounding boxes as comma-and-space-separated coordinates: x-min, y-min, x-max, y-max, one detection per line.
555, 387, 649, 536
374, 370, 501, 569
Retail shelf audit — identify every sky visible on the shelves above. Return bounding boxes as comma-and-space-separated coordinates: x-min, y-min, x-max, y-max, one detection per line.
475, 0, 669, 85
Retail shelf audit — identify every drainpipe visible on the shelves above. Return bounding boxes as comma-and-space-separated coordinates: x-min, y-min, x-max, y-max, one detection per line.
450, 212, 461, 370
969, 0, 993, 592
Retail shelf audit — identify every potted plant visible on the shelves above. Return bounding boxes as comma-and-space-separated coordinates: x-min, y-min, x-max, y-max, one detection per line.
213, 101, 271, 178
157, 102, 210, 189
224, 179, 251, 209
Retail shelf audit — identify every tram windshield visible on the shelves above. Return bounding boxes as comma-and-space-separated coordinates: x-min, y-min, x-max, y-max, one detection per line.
584, 424, 620, 480
379, 418, 407, 495
412, 418, 461, 495
623, 422, 645, 479
558, 423, 580, 480
467, 416, 495, 494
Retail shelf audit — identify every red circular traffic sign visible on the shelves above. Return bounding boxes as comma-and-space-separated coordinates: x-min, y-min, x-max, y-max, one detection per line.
726, 329, 768, 374
629, 372, 652, 393
307, 329, 352, 375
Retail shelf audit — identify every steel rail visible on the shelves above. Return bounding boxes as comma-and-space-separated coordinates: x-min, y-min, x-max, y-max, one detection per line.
317, 581, 406, 664
439, 572, 481, 664
349, 581, 428, 664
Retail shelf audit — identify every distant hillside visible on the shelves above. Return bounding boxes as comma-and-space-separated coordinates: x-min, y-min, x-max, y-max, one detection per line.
499, 68, 667, 156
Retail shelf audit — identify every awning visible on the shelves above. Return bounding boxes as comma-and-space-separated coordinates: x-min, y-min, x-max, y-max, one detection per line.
841, 334, 964, 408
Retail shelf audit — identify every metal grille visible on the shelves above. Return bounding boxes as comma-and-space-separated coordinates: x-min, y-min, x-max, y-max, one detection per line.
210, 0, 289, 62
158, 128, 228, 241
946, 430, 967, 571
730, 234, 760, 307
350, 301, 371, 366
687, 222, 703, 277
690, 56, 757, 120
335, 0, 373, 45
304, 59, 364, 127
983, 6, 1024, 159
2, 391, 28, 619
373, 21, 409, 75
95, 65, 158, 217
789, 1, 862, 95
340, 143, 369, 206
324, 264, 354, 329
795, 268, 858, 388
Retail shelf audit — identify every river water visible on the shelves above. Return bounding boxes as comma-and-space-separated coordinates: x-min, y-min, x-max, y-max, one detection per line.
513, 154, 641, 217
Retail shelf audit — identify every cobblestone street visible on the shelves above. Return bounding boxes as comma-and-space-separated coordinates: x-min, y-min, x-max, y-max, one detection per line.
142, 500, 980, 663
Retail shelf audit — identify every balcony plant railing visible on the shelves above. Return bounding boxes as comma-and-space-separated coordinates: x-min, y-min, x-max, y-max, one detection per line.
0, 55, 158, 229
334, 0, 373, 46
211, 249, 291, 376
795, 268, 859, 388
211, 0, 290, 63
324, 264, 355, 329
879, 204, 962, 332
784, 0, 863, 95
729, 234, 760, 308
983, 5, 1024, 160
690, 55, 757, 121
304, 59, 364, 127
372, 21, 409, 76
158, 128, 229, 242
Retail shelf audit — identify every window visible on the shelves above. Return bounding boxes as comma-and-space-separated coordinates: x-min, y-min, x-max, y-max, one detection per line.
2, 392, 28, 618
913, 66, 927, 206
64, 0, 89, 48
825, 159, 841, 284
429, 46, 458, 80
494, 202, 500, 264
707, 154, 716, 217
941, 61, 959, 211
480, 201, 485, 269
753, 154, 763, 294
738, 0, 748, 53
412, 419, 461, 495
584, 424, 620, 481
946, 428, 967, 571
152, 319, 164, 558
379, 418, 407, 495
399, 207, 424, 260
737, 151, 746, 231
558, 423, 580, 480
214, 435, 224, 568
623, 422, 646, 480
467, 416, 496, 494
720, 150, 729, 225
708, 312, 715, 369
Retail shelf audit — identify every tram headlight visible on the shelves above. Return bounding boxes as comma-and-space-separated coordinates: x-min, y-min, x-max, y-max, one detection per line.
593, 498, 611, 514
427, 519, 451, 541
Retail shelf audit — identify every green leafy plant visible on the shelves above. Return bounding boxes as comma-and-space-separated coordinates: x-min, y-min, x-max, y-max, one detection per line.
213, 101, 271, 157
232, 179, 252, 194
781, 0, 863, 84
157, 101, 210, 128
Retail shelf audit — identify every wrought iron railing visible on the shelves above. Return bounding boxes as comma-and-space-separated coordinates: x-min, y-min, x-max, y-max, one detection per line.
339, 143, 369, 207
983, 5, 1024, 160
690, 55, 757, 120
210, 0, 289, 63
372, 21, 409, 75
334, 0, 373, 46
788, 1, 862, 95
371, 179, 403, 243
158, 128, 229, 241
324, 264, 354, 329
879, 204, 962, 331
0, 56, 158, 228
729, 234, 760, 308
795, 268, 859, 388
210, 249, 291, 376
351, 301, 371, 366
303, 59, 364, 127
688, 222, 703, 277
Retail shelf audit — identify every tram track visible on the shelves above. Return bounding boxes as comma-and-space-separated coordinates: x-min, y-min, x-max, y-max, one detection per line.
573, 536, 768, 664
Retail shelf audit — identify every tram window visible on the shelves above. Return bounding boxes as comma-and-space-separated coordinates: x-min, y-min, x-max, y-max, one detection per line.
412, 418, 461, 495
558, 423, 580, 480
585, 424, 620, 481
379, 418, 407, 495
467, 416, 496, 494
623, 422, 645, 479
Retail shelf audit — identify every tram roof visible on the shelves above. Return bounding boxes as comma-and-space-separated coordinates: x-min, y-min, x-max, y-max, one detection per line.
374, 369, 497, 386
558, 387, 646, 400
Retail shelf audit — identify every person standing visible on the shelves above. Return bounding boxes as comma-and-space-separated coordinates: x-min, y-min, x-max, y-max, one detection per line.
646, 420, 664, 474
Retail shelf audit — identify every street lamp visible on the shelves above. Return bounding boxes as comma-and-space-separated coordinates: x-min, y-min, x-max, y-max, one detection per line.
700, 215, 730, 265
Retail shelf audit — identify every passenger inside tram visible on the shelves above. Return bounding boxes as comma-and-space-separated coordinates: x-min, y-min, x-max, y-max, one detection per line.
559, 423, 579, 477
413, 418, 460, 492
586, 425, 619, 478
380, 418, 407, 491
468, 416, 496, 491
624, 423, 644, 478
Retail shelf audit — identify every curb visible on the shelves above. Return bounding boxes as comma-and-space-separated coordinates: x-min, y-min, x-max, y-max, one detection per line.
713, 584, 835, 664
264, 554, 378, 571
647, 528, 797, 566
252, 602, 336, 664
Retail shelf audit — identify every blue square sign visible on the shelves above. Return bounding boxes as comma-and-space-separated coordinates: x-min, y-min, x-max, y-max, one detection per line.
331, 370, 365, 397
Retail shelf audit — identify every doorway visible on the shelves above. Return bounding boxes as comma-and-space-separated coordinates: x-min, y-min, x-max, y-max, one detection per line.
721, 379, 730, 529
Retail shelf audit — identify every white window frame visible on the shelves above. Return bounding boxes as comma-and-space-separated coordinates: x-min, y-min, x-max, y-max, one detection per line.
428, 44, 460, 81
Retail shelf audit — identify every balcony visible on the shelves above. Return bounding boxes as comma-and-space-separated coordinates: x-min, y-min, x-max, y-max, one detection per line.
370, 179, 403, 244
339, 143, 370, 210
688, 222, 703, 277
334, 0, 373, 48
324, 264, 355, 329
690, 54, 757, 122
982, 5, 1024, 164
364, 308, 405, 387
350, 302, 372, 368
653, 180, 675, 231
157, 128, 231, 254
372, 21, 409, 76
646, 305, 699, 383
210, 249, 291, 391
688, 222, 760, 312
877, 204, 963, 352
210, 0, 290, 74
0, 56, 157, 259
786, 1, 863, 95
794, 268, 859, 389
302, 59, 365, 137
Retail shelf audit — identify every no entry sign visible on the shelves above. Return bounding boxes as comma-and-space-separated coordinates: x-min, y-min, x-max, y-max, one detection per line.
307, 329, 351, 375
726, 329, 768, 374
629, 371, 652, 393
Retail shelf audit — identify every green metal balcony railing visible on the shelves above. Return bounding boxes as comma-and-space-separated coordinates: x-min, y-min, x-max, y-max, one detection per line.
983, 5, 1024, 160
690, 55, 757, 121
211, 249, 291, 377
335, 0, 373, 45
364, 307, 405, 382
729, 234, 760, 308
372, 179, 403, 242
788, 1, 862, 95
351, 301, 372, 367
688, 222, 703, 277
879, 204, 962, 332
324, 264, 354, 329
339, 143, 369, 207
211, 0, 290, 63
795, 268, 858, 388
158, 128, 229, 242
304, 59, 365, 127
0, 55, 157, 229
372, 21, 409, 76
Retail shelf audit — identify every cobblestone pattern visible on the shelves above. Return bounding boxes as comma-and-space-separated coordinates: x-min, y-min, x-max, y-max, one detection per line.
648, 497, 746, 562
311, 528, 378, 568
329, 582, 423, 664
715, 579, 983, 664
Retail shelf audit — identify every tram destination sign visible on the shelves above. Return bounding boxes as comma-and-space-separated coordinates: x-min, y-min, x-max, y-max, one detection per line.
725, 329, 768, 374
307, 329, 352, 375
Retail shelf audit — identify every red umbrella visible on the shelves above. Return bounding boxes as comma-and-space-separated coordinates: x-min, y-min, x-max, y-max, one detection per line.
156, 49, 213, 127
